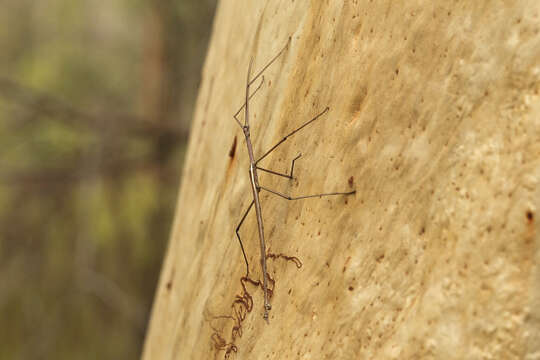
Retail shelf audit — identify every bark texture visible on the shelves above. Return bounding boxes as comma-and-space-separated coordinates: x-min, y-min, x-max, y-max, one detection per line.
143, 1, 540, 359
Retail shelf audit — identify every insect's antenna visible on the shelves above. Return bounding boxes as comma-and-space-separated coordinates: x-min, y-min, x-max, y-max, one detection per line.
244, 58, 253, 127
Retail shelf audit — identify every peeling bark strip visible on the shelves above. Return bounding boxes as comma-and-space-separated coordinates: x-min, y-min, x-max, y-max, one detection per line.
206, 253, 302, 359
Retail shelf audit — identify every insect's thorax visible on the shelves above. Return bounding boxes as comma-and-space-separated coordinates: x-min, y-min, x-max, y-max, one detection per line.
243, 125, 260, 190
249, 163, 260, 189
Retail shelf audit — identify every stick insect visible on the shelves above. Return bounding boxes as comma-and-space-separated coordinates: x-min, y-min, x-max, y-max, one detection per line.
232, 39, 355, 322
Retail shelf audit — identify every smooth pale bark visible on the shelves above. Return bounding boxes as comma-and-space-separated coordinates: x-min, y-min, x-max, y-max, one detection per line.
143, 1, 540, 359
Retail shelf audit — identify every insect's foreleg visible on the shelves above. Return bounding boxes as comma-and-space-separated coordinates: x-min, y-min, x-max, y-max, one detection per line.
260, 186, 355, 200
233, 76, 265, 127
256, 154, 302, 180
256, 107, 329, 165
233, 38, 290, 128
248, 37, 290, 88
235, 200, 254, 277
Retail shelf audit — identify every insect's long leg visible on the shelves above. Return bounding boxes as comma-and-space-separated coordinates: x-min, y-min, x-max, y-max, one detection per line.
233, 38, 290, 128
235, 200, 255, 277
260, 186, 356, 200
233, 76, 265, 128
256, 154, 302, 180
256, 107, 329, 165
248, 37, 290, 88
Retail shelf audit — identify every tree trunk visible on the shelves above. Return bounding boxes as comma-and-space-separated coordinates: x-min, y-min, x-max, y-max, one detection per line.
142, 1, 540, 359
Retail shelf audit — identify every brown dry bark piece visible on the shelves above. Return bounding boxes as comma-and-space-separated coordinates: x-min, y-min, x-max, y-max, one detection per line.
143, 1, 540, 359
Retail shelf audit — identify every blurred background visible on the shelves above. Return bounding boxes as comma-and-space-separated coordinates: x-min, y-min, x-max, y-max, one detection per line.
0, 0, 217, 358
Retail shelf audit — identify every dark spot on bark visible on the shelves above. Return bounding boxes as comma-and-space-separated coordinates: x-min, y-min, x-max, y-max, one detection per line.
342, 256, 351, 273
166, 268, 175, 291
349, 87, 368, 119
348, 176, 354, 187
229, 136, 237, 158
526, 210, 534, 222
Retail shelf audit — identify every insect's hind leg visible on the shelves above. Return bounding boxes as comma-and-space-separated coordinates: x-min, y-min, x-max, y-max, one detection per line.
235, 200, 254, 277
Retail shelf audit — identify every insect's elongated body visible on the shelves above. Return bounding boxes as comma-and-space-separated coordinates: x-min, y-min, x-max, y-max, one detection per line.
233, 39, 355, 322
243, 62, 272, 321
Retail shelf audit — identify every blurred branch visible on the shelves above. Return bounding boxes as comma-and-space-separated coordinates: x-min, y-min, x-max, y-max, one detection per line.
0, 153, 172, 186
0, 76, 186, 186
0, 76, 190, 140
